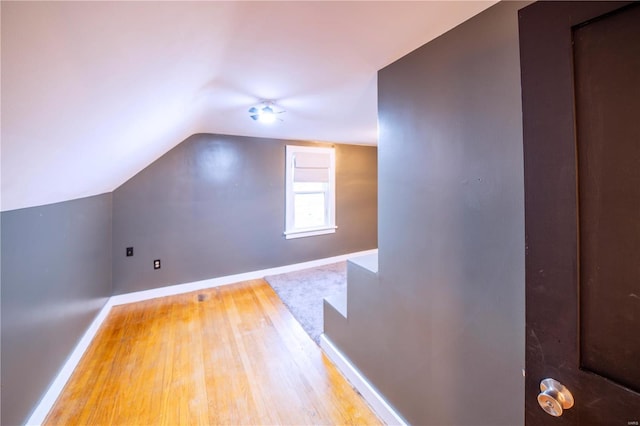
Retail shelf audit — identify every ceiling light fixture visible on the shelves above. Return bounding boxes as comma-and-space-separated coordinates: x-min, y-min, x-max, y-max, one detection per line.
249, 101, 285, 124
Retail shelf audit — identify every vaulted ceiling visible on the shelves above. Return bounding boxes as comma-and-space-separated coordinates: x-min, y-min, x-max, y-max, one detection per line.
1, 1, 496, 211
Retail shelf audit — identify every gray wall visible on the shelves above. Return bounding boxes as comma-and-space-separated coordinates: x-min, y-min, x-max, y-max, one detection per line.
112, 133, 377, 294
326, 2, 526, 425
1, 193, 113, 426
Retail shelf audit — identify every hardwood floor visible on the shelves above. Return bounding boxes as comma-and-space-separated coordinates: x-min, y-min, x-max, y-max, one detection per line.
44, 279, 381, 425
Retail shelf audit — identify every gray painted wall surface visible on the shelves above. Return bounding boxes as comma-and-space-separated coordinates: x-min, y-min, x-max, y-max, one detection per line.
326, 2, 526, 425
112, 133, 377, 294
1, 193, 112, 426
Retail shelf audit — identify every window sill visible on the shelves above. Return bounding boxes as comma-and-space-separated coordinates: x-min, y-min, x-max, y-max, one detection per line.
284, 226, 337, 239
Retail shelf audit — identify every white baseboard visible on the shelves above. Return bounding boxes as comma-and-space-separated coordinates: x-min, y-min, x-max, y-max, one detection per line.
25, 301, 113, 425
25, 249, 378, 425
109, 248, 378, 307
320, 334, 408, 426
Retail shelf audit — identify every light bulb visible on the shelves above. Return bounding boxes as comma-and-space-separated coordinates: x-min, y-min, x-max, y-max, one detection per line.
259, 106, 276, 124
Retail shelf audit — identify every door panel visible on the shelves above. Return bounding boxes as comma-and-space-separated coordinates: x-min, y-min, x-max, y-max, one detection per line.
574, 4, 640, 395
519, 1, 640, 425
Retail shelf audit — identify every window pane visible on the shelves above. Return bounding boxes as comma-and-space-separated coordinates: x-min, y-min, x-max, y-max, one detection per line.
294, 193, 326, 228
293, 182, 327, 192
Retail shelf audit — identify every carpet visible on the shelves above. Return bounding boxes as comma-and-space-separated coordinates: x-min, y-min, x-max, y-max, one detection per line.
265, 262, 346, 345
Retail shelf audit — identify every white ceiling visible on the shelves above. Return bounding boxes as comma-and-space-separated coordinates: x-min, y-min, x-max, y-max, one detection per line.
1, 1, 496, 212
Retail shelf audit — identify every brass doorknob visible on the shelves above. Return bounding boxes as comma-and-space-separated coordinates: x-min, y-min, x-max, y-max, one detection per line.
537, 378, 574, 417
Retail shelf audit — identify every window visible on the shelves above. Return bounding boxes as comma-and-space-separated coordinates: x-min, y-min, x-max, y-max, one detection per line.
284, 145, 336, 239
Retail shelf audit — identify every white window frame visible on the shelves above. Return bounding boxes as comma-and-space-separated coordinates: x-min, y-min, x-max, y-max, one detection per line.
284, 145, 337, 239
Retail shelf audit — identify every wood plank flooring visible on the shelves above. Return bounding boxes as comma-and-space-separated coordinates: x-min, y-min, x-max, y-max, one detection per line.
44, 279, 381, 425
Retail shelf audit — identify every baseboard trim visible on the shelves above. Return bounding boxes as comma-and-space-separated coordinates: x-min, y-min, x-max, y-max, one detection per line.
320, 334, 408, 426
109, 249, 378, 307
25, 249, 378, 425
25, 300, 113, 425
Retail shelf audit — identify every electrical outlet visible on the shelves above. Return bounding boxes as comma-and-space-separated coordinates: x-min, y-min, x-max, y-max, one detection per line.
126, 247, 134, 257
154, 259, 161, 270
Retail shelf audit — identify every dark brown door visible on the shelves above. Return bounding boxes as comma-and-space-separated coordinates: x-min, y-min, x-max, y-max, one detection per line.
520, 1, 640, 425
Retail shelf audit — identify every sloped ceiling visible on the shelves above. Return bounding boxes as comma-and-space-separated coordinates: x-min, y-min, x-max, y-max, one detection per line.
1, 1, 496, 212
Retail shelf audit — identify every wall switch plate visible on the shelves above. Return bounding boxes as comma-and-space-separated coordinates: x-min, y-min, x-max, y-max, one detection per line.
154, 259, 161, 270
126, 247, 134, 257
